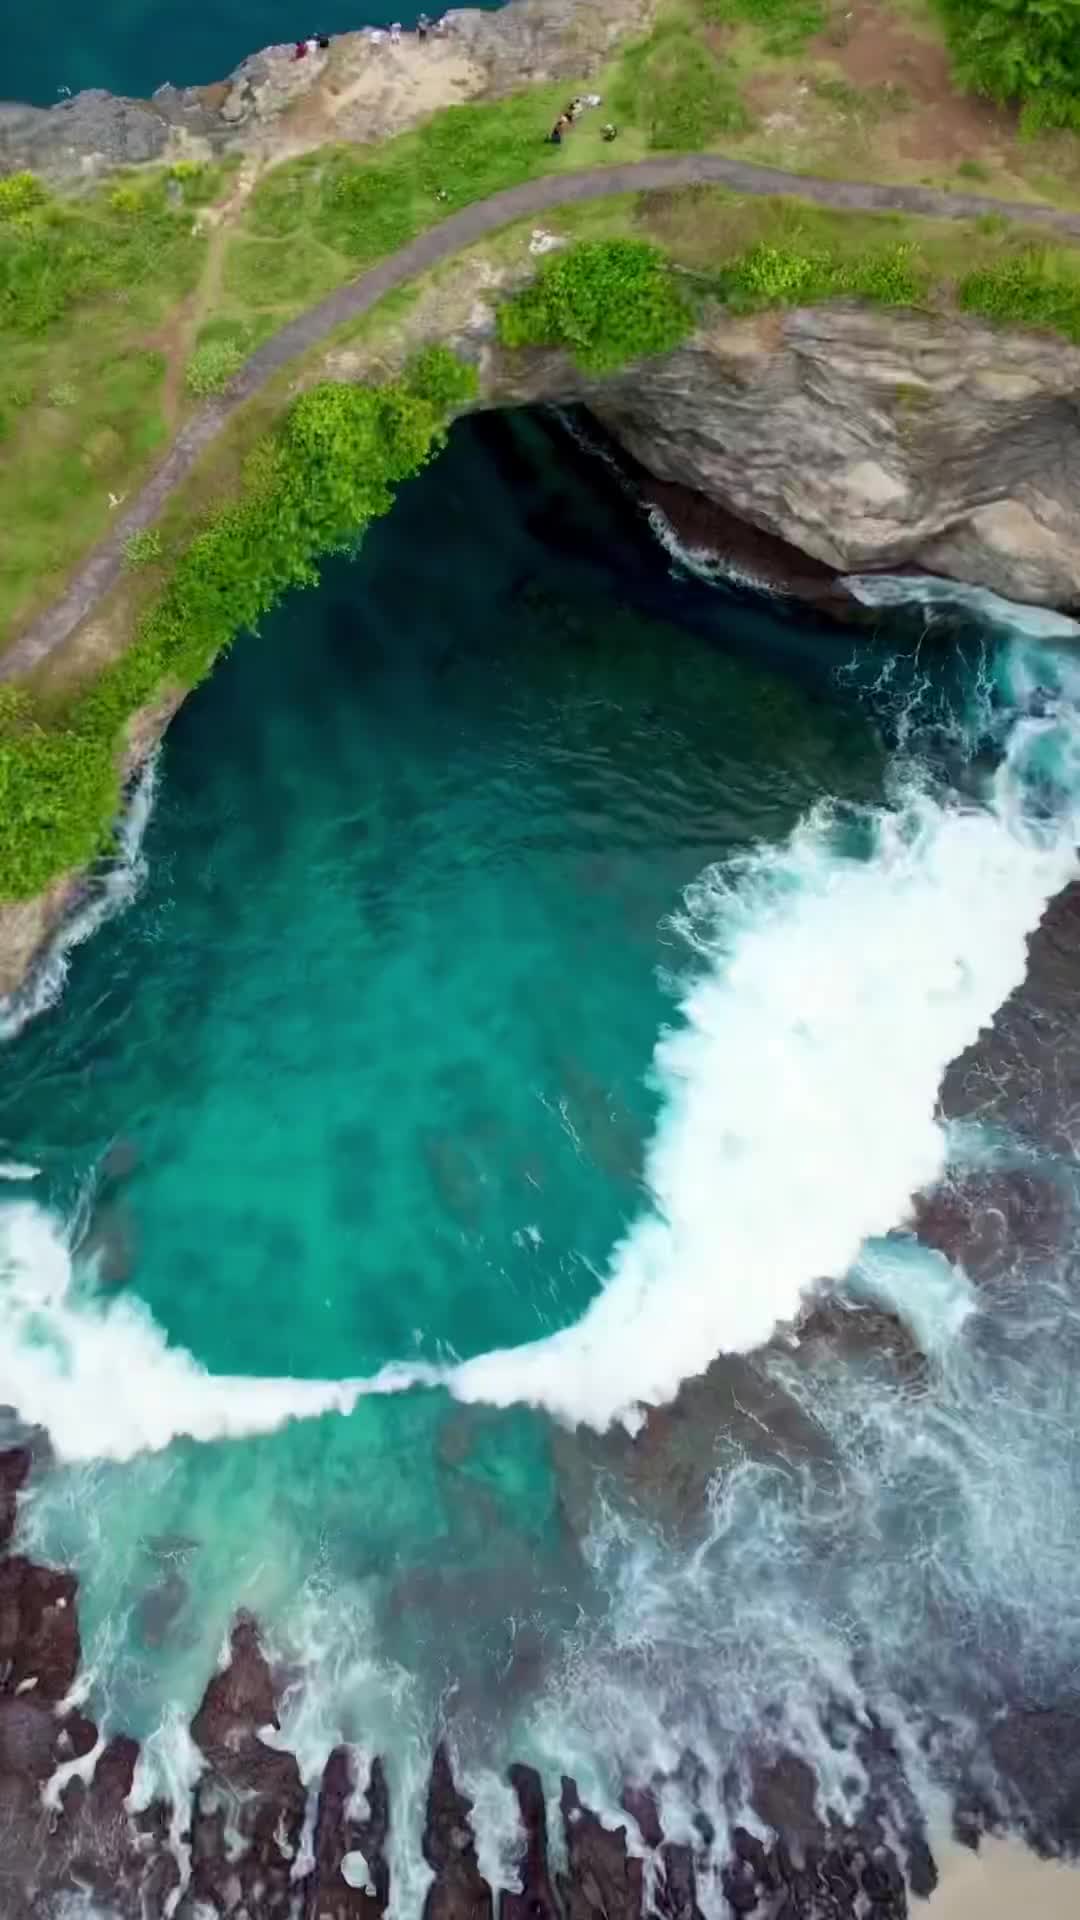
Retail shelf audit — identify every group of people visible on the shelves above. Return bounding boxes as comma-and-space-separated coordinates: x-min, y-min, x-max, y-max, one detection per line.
547, 95, 616, 145
366, 12, 449, 44
292, 14, 448, 57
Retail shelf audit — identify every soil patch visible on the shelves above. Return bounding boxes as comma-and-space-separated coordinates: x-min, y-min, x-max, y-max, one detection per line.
808, 0, 1014, 167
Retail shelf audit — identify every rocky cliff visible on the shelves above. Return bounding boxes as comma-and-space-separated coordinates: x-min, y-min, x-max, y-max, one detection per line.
484, 302, 1080, 609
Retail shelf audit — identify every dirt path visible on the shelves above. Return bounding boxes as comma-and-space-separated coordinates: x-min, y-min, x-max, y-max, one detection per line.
7, 149, 1080, 682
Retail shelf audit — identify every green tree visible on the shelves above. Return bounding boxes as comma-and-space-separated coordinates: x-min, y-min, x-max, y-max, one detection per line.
940, 0, 1080, 131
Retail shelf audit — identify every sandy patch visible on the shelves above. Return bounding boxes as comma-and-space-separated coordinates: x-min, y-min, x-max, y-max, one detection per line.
284, 36, 485, 148
924, 1836, 1080, 1917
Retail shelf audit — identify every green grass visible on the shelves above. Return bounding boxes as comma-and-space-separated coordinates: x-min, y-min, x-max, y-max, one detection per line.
0, 163, 225, 638
702, 0, 826, 57
612, 25, 752, 147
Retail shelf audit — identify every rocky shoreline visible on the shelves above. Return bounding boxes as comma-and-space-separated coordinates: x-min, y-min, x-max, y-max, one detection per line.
0, 1440, 925, 1920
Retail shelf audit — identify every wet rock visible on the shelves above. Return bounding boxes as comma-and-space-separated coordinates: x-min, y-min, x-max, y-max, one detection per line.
0, 1557, 81, 1701
0, 1445, 30, 1550
621, 1784, 662, 1850
189, 1611, 307, 1919
656, 1842, 704, 1920
939, 883, 1080, 1151
558, 1779, 644, 1920
502, 1763, 560, 1920
750, 1753, 823, 1853
0, 1693, 61, 1779
423, 1743, 493, 1920
987, 1703, 1080, 1855
911, 1169, 1065, 1286
303, 1745, 389, 1918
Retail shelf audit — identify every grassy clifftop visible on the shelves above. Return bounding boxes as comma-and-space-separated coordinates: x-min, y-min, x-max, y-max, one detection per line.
5, 0, 1080, 927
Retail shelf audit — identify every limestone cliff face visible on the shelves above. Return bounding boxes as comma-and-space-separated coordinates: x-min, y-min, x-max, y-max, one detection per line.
484, 302, 1080, 608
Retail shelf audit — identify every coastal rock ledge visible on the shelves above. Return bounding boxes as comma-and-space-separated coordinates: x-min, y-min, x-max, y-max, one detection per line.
488, 302, 1080, 611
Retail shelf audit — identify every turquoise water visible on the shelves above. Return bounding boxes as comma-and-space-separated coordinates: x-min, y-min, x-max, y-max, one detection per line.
8, 0, 500, 108
0, 411, 886, 1732
4, 412, 1080, 1889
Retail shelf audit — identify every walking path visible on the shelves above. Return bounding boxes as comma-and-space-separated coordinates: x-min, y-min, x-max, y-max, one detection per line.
7, 149, 1080, 681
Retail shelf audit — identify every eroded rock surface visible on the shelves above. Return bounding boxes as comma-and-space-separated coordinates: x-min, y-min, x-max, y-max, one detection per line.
483, 305, 1080, 609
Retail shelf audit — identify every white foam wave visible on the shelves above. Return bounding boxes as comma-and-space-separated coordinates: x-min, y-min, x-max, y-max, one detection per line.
447, 703, 1080, 1429
646, 504, 775, 595
0, 1161, 40, 1181
0, 1201, 372, 1463
843, 572, 1080, 642
0, 751, 161, 1043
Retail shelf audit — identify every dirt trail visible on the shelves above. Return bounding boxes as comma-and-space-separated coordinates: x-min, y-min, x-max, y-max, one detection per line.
7, 148, 1080, 682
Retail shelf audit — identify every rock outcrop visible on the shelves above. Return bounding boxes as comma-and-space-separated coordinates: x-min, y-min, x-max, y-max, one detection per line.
0, 0, 650, 182
483, 303, 1080, 609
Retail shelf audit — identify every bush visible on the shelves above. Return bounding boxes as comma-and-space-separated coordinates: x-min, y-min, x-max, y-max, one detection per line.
938, 0, 1080, 131
958, 246, 1080, 339
716, 239, 927, 308
0, 172, 48, 219
497, 238, 694, 371
404, 343, 479, 413
185, 337, 246, 395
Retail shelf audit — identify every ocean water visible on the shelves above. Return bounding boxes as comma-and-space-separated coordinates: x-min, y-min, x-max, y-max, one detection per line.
7, 0, 501, 109
4, 409, 1080, 1907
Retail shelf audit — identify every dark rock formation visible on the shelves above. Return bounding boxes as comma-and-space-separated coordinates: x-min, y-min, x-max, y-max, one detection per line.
424, 1744, 492, 1920
304, 1745, 390, 1918
186, 1611, 307, 1917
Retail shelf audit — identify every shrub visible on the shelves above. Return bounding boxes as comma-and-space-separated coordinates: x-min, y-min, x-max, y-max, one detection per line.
938, 0, 1080, 131
717, 240, 927, 308
123, 528, 164, 569
404, 343, 479, 413
497, 238, 694, 371
0, 171, 48, 218
185, 337, 246, 395
958, 246, 1080, 339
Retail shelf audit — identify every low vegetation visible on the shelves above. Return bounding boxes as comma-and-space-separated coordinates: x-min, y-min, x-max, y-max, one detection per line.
613, 24, 752, 146
0, 349, 477, 898
0, 161, 224, 635
703, 0, 826, 56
